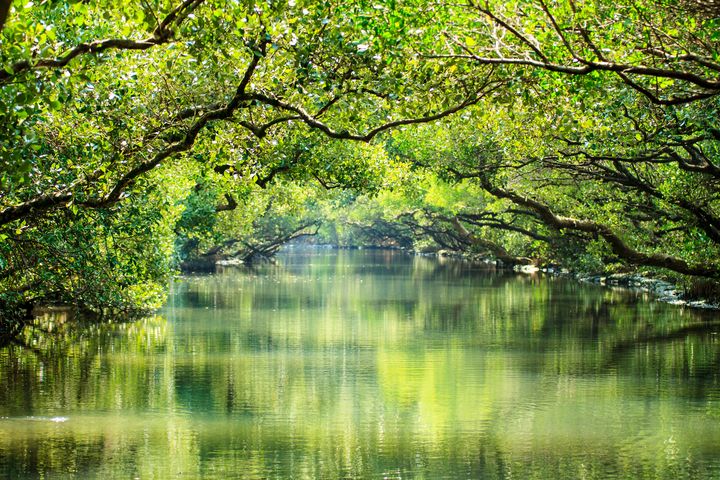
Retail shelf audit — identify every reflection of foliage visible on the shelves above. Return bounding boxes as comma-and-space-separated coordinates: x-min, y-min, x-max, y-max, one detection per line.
1, 252, 719, 477
0, 312, 170, 413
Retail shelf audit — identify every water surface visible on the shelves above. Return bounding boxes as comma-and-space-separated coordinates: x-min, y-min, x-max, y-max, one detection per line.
1, 250, 719, 478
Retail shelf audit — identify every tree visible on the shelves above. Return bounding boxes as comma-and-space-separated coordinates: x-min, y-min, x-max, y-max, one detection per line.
2, 0, 720, 319
413, 0, 720, 278
0, 0, 11, 33
435, 0, 720, 105
334, 85, 720, 279
178, 181, 324, 268
0, 0, 494, 313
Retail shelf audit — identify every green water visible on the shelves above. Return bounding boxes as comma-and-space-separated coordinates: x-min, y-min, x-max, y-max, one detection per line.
1, 250, 719, 479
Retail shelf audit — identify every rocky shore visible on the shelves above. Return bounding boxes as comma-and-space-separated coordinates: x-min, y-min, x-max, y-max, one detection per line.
572, 273, 720, 310
428, 250, 720, 310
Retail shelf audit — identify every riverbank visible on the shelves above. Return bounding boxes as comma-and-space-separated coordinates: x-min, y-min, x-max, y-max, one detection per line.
183, 244, 720, 311
572, 273, 720, 310
421, 248, 720, 310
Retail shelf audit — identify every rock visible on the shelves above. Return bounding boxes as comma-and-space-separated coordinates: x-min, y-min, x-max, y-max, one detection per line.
565, 271, 718, 309
686, 300, 720, 309
216, 258, 244, 266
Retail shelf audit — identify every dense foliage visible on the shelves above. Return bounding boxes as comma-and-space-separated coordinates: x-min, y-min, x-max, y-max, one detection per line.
1, 0, 719, 316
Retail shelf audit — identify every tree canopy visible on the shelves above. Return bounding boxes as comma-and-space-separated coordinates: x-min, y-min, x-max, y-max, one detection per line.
1, 0, 719, 317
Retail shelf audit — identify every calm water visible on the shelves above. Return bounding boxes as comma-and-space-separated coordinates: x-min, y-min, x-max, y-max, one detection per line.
1, 249, 719, 479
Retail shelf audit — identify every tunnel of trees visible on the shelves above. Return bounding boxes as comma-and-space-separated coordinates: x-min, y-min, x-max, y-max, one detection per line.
1, 0, 719, 319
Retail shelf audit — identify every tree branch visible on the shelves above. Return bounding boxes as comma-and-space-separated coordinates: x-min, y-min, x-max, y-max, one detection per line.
449, 216, 535, 264
478, 178, 720, 278
0, 35, 267, 225
215, 193, 238, 212
438, 3, 720, 103
0, 0, 204, 82
247, 86, 492, 142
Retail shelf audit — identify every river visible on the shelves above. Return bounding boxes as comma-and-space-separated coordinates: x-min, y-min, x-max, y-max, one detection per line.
1, 249, 719, 478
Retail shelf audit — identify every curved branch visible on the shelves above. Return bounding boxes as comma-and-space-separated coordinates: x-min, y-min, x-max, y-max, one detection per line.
457, 212, 552, 242
440, 3, 720, 103
428, 52, 720, 93
543, 151, 720, 243
467, 3, 548, 61
396, 211, 470, 251
0, 37, 266, 225
247, 87, 492, 142
479, 178, 720, 278
450, 216, 535, 264
238, 116, 300, 138
255, 160, 295, 188
644, 48, 720, 73
616, 71, 717, 105
0, 0, 203, 82
240, 221, 320, 262
215, 193, 237, 212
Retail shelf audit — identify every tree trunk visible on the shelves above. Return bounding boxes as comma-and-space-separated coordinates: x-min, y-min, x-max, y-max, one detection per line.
0, 1, 11, 34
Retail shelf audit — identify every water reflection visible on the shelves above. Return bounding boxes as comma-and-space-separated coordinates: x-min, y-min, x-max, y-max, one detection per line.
1, 250, 719, 479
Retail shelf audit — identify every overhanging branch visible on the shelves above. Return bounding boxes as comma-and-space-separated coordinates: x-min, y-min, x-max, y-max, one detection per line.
246, 81, 498, 142
0, 35, 267, 225
479, 178, 720, 278
0, 0, 204, 83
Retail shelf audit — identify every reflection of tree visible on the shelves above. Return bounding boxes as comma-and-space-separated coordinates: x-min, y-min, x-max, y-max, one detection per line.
0, 313, 171, 415
2, 251, 720, 477
606, 321, 720, 367
600, 320, 720, 401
